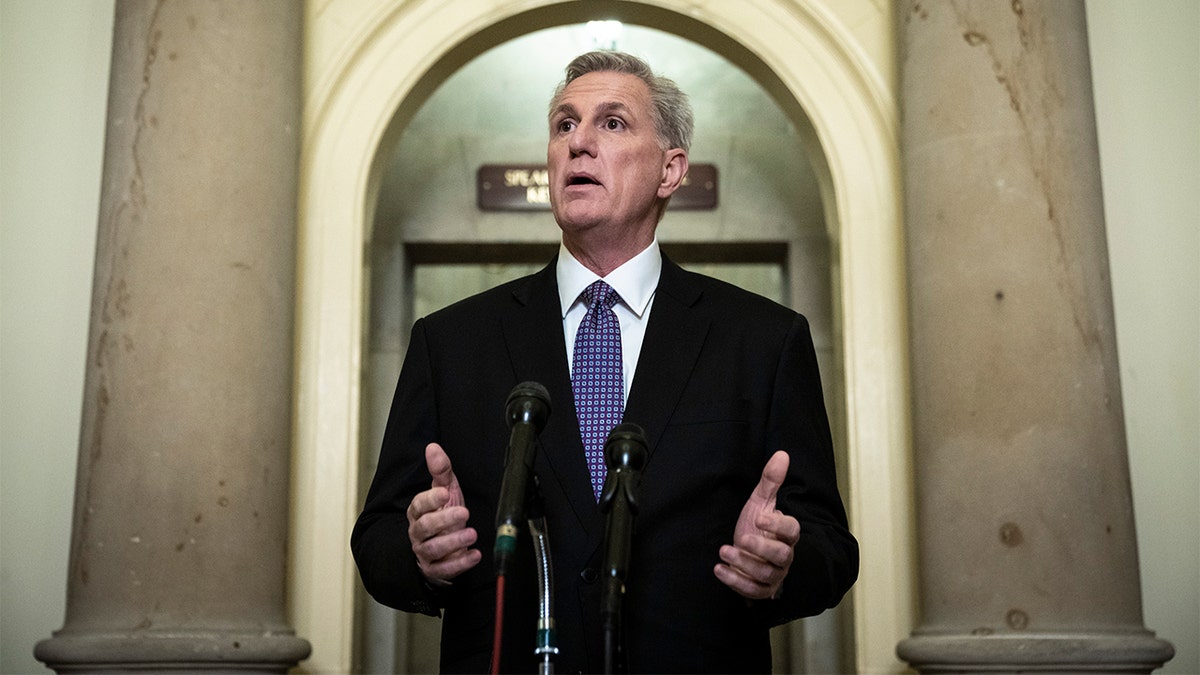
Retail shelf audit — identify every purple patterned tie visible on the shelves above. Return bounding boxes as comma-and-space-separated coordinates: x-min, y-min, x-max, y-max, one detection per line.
572, 280, 624, 501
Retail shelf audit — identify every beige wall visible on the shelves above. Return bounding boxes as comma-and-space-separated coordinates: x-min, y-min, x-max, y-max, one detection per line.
0, 2, 114, 674
0, 1, 1195, 673
1086, 1, 1199, 671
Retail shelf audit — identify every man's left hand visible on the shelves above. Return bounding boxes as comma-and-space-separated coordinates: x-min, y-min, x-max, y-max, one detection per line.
714, 450, 801, 600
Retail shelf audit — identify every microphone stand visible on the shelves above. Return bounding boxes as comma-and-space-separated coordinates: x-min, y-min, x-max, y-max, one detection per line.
491, 382, 551, 675
598, 424, 647, 675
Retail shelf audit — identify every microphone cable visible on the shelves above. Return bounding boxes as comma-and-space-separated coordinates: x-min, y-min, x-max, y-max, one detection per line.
490, 574, 507, 675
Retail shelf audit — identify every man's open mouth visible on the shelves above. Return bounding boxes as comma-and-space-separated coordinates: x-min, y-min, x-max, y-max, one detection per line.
568, 173, 600, 186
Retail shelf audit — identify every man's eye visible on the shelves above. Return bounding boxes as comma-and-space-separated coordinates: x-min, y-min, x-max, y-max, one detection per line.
557, 120, 576, 133
605, 118, 624, 130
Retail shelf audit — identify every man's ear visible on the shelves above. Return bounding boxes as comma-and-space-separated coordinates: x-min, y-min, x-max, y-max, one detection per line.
657, 148, 690, 199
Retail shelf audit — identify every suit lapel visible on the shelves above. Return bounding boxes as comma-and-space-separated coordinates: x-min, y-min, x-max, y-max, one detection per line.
624, 257, 709, 464
501, 260, 603, 540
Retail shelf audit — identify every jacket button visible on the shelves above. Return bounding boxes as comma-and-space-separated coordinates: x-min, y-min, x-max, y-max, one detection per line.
580, 568, 599, 584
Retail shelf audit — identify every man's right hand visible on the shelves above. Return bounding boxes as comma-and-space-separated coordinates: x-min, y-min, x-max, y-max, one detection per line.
406, 442, 481, 584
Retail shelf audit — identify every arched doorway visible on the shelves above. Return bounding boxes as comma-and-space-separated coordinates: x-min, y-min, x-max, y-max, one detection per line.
293, 2, 910, 672
362, 22, 838, 671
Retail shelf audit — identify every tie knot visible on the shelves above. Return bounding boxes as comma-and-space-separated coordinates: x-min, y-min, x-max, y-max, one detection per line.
583, 280, 620, 311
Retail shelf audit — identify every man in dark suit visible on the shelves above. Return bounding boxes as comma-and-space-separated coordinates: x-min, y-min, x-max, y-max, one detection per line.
352, 51, 858, 673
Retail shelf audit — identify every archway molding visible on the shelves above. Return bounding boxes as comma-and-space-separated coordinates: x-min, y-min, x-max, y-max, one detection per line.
293, 1, 912, 672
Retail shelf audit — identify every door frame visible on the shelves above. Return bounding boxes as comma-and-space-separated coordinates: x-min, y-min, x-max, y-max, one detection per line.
292, 1, 912, 672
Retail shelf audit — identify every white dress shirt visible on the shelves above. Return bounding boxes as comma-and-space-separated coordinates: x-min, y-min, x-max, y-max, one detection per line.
557, 239, 662, 400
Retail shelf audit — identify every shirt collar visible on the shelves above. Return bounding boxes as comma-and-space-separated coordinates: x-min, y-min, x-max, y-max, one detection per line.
557, 238, 662, 319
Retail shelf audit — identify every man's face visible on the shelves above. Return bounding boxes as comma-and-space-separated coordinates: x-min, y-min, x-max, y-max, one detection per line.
547, 71, 685, 247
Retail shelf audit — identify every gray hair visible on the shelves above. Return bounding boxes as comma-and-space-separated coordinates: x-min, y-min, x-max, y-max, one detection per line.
550, 50, 694, 152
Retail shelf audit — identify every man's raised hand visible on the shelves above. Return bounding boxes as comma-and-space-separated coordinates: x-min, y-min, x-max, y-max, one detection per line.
406, 443, 482, 584
714, 450, 801, 600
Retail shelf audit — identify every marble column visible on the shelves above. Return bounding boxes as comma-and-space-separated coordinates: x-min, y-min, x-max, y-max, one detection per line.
895, 1, 1173, 671
35, 2, 309, 671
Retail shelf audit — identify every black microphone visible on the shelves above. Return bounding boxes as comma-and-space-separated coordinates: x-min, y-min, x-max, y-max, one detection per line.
494, 381, 551, 576
598, 423, 647, 674
599, 423, 647, 579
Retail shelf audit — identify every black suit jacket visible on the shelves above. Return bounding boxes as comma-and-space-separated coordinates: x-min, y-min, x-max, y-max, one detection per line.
352, 255, 858, 673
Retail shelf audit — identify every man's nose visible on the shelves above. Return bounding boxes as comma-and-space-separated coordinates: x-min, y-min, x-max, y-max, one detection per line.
568, 123, 597, 157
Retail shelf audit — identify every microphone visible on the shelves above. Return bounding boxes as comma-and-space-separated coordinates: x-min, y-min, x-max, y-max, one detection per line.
599, 423, 647, 579
598, 424, 647, 674
494, 381, 551, 576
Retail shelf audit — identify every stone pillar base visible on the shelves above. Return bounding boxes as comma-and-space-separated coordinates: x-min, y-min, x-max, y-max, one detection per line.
34, 630, 311, 674
897, 631, 1175, 673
